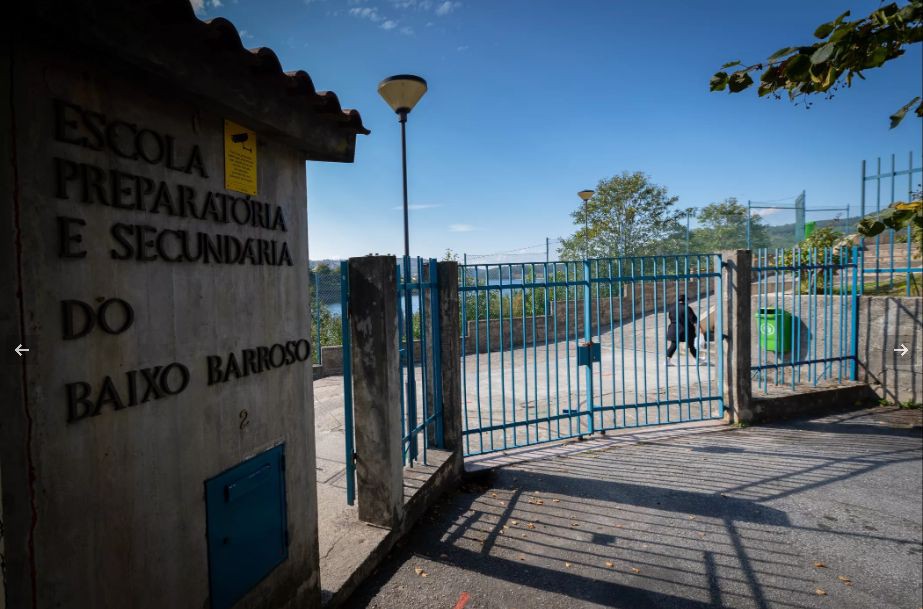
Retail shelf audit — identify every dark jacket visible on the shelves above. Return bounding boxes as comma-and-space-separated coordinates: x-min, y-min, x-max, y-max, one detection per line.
667, 304, 697, 341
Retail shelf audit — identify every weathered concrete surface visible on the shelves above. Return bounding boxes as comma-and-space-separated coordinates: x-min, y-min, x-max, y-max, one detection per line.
858, 296, 922, 405
749, 382, 877, 424
317, 445, 458, 609
437, 262, 464, 472
723, 249, 752, 425
344, 407, 923, 609
349, 256, 403, 528
1, 36, 324, 609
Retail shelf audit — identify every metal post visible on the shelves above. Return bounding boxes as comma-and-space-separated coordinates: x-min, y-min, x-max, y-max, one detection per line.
850, 246, 858, 381
546, 237, 550, 263
583, 259, 594, 434
584, 201, 590, 260
686, 212, 690, 253
859, 160, 866, 294
746, 201, 751, 250
399, 109, 417, 462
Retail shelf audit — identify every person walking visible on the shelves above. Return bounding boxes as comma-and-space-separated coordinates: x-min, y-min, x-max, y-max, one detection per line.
665, 294, 698, 367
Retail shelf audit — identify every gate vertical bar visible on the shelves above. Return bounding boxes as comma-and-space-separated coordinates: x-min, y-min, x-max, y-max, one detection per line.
339, 261, 355, 505
859, 160, 865, 294
583, 258, 595, 434
850, 246, 859, 381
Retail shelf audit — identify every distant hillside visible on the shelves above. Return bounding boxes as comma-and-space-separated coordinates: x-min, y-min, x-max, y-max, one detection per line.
764, 216, 862, 248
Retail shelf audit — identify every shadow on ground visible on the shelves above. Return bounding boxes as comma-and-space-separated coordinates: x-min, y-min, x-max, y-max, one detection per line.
344, 408, 923, 609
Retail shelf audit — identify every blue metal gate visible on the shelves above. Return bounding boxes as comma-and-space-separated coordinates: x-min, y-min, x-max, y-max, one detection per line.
459, 254, 724, 457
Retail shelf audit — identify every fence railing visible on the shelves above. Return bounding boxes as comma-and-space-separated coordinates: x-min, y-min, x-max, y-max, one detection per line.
859, 153, 922, 296
397, 257, 444, 466
752, 247, 858, 392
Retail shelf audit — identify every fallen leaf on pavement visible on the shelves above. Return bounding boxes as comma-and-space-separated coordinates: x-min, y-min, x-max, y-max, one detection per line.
565, 562, 573, 568
552, 499, 561, 503
815, 588, 827, 596
605, 561, 614, 568
814, 562, 827, 568
490, 493, 497, 498
511, 520, 519, 525
571, 522, 580, 527
630, 567, 641, 574
526, 523, 535, 529
837, 575, 852, 585
616, 524, 624, 529
414, 567, 428, 577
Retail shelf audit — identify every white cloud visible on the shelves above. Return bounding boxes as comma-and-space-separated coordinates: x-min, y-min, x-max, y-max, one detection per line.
380, 19, 398, 29
349, 6, 383, 22
456, 45, 468, 51
189, 0, 206, 15
759, 207, 784, 216
210, 0, 222, 7
435, 0, 461, 16
449, 224, 476, 232
237, 29, 254, 39
400, 25, 414, 35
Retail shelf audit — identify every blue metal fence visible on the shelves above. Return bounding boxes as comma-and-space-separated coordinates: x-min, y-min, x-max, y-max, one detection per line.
459, 254, 724, 457
752, 247, 858, 392
859, 153, 922, 296
397, 257, 444, 466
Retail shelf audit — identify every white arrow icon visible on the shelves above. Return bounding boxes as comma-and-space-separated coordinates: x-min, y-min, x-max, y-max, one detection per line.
14, 344, 29, 357
893, 344, 908, 357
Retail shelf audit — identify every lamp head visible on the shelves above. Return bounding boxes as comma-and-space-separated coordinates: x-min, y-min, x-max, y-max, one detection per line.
378, 74, 428, 115
578, 189, 594, 202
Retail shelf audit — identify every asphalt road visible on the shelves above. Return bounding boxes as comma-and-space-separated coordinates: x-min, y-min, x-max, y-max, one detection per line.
343, 407, 923, 609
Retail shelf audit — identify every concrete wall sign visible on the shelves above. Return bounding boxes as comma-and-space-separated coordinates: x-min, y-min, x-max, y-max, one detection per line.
0, 2, 366, 609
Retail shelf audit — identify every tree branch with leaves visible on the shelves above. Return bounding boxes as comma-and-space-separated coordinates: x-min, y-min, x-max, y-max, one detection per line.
710, 1, 923, 128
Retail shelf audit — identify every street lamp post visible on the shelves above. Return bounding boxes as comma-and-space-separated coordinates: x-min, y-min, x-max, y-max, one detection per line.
378, 74, 427, 461
578, 189, 594, 260
684, 207, 696, 253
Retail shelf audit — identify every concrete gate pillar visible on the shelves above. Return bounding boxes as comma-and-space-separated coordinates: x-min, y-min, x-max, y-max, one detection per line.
721, 249, 754, 424
348, 255, 404, 529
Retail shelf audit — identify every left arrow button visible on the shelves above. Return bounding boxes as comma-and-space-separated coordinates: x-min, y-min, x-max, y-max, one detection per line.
14, 344, 29, 357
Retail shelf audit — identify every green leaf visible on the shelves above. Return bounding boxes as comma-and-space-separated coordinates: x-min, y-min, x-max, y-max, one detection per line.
721, 60, 742, 69
833, 9, 850, 25
857, 217, 886, 236
811, 43, 835, 65
784, 53, 812, 80
814, 22, 835, 39
727, 71, 754, 93
889, 96, 921, 128
710, 71, 729, 91
866, 46, 889, 68
768, 46, 796, 62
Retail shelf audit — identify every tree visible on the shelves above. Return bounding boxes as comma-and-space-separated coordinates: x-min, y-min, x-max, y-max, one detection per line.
858, 196, 923, 257
442, 248, 460, 262
690, 199, 770, 251
558, 172, 682, 259
710, 1, 923, 128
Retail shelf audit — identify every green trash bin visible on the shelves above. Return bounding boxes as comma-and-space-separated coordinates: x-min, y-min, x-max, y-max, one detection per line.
756, 308, 795, 352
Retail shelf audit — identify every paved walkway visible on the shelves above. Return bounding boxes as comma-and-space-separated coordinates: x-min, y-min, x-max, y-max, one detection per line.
343, 407, 923, 609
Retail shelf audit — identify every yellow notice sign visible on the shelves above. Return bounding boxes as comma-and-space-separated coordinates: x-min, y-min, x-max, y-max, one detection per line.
224, 120, 257, 195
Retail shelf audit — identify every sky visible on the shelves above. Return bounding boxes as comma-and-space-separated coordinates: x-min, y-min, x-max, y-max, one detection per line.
190, 0, 922, 261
